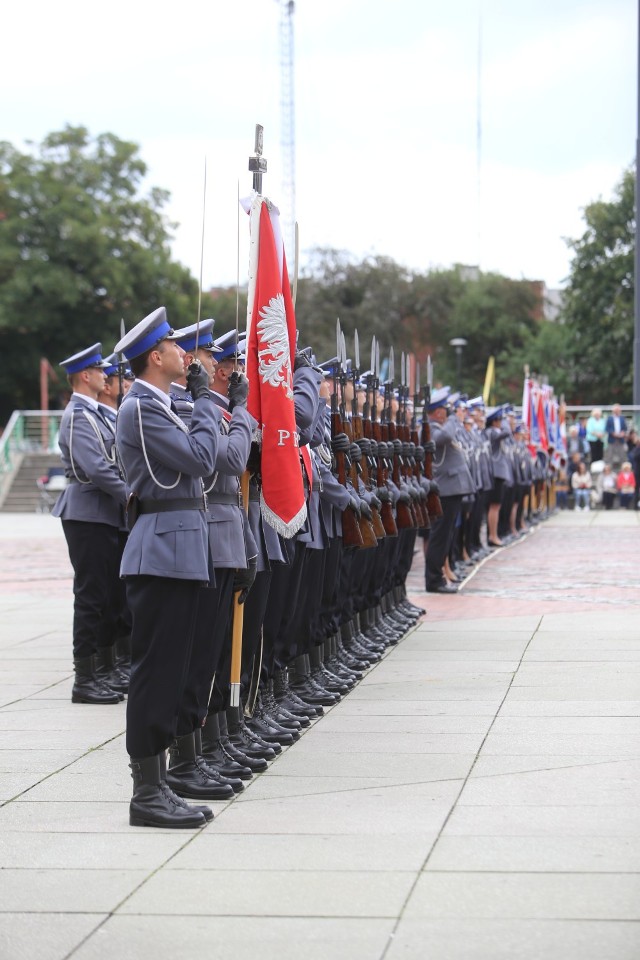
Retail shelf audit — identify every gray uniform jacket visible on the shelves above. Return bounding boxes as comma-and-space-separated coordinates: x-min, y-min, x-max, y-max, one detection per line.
171, 385, 257, 569
430, 416, 475, 497
52, 396, 126, 527
486, 426, 514, 483
115, 381, 220, 581
205, 395, 258, 569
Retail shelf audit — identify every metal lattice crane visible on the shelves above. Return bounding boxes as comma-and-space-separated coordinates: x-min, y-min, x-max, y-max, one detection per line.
277, 0, 296, 266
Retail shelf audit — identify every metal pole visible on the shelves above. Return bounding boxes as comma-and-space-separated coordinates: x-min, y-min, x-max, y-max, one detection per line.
634, 0, 640, 423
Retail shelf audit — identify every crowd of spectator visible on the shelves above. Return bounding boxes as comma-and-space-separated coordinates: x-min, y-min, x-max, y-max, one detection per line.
556, 406, 640, 511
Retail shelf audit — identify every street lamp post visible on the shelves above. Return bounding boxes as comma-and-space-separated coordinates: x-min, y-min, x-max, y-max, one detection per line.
449, 337, 468, 393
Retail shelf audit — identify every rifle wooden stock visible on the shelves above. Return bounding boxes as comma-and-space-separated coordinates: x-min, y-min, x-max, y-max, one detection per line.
371, 419, 398, 536
421, 415, 443, 520
352, 411, 386, 540
387, 418, 416, 530
331, 409, 364, 548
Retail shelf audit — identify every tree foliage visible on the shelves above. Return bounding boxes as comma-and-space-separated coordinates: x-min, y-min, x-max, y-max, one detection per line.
560, 166, 634, 403
0, 126, 198, 417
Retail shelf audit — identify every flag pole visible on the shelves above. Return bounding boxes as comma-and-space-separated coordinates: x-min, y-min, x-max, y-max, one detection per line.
229, 125, 268, 711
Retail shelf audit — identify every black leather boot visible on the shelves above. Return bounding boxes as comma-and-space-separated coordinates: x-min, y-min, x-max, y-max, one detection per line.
129, 754, 207, 828
324, 637, 362, 683
226, 705, 279, 759
114, 633, 132, 680
71, 656, 121, 705
218, 711, 269, 771
262, 679, 307, 729
194, 728, 245, 793
309, 644, 351, 693
273, 667, 322, 719
94, 645, 127, 697
247, 690, 298, 745
291, 655, 339, 707
201, 714, 253, 780
166, 732, 235, 801
158, 749, 213, 822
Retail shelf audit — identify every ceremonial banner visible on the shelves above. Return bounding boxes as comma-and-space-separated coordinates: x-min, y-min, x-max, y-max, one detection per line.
245, 194, 307, 536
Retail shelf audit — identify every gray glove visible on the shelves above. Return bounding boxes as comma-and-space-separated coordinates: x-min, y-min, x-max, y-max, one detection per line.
359, 498, 372, 520
423, 440, 436, 455
429, 480, 440, 496
370, 494, 382, 511
332, 433, 350, 454
228, 371, 249, 410
186, 361, 211, 401
347, 495, 361, 517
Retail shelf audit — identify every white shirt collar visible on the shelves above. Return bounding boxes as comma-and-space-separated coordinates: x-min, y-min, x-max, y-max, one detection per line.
71, 392, 99, 410
135, 378, 171, 407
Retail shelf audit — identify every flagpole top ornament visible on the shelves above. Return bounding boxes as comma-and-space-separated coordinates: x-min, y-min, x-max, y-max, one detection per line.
249, 124, 268, 194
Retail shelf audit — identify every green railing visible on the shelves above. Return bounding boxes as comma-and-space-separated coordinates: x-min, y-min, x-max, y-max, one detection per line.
0, 411, 64, 496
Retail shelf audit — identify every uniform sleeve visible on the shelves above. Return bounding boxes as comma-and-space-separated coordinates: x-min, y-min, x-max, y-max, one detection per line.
122, 394, 221, 477
69, 409, 127, 503
214, 407, 256, 476
293, 367, 322, 432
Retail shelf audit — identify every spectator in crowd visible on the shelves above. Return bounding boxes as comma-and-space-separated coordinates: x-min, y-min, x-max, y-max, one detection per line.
556, 457, 569, 510
626, 430, 640, 507
616, 461, 636, 509
577, 415, 588, 441
597, 463, 617, 510
567, 424, 590, 461
604, 404, 628, 468
567, 451, 585, 482
585, 408, 606, 463
571, 461, 593, 511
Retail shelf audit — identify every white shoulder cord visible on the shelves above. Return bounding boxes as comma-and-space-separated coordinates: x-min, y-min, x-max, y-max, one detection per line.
203, 413, 228, 494
68, 410, 91, 484
82, 410, 117, 464
136, 397, 184, 490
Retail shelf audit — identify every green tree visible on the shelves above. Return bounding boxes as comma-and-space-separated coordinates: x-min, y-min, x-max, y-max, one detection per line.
0, 126, 198, 418
561, 166, 634, 403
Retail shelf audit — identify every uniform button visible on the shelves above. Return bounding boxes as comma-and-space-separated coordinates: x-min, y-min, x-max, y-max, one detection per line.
179, 521, 183, 527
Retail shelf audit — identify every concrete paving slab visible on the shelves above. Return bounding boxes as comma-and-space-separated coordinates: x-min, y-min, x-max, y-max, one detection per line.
347, 680, 511, 700
314, 714, 493, 735
490, 715, 640, 734
165, 831, 431, 872
498, 699, 640, 717
0, 800, 210, 833
403, 872, 640, 920
481, 733, 640, 756
458, 760, 640, 805
443, 803, 640, 837
117, 868, 416, 917
71, 916, 397, 960
426, 835, 640, 872
386, 918, 640, 960
0, 831, 190, 869
334, 699, 502, 716
283, 730, 486, 754
0, 749, 81, 773
208, 785, 458, 836
469, 754, 638, 778
260, 750, 473, 780
0, 867, 149, 913
0, 913, 107, 960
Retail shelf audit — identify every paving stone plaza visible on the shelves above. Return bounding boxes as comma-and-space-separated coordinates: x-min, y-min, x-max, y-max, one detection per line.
0, 510, 639, 960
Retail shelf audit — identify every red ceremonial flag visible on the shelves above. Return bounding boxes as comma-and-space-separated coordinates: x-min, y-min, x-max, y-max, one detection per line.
245, 196, 307, 536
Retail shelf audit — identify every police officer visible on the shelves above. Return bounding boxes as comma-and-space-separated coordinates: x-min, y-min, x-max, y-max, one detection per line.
115, 307, 221, 829
53, 344, 127, 704
424, 387, 475, 593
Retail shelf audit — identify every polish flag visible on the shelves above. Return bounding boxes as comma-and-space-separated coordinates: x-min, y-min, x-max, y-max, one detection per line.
244, 194, 308, 536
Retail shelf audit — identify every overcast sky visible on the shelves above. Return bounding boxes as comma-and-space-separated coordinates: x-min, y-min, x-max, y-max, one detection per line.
3, 0, 636, 293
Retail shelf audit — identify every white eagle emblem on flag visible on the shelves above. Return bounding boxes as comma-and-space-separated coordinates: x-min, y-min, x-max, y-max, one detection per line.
257, 293, 293, 399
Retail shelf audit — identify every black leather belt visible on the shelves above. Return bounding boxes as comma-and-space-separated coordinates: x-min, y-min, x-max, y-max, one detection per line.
207, 491, 243, 506
138, 497, 206, 514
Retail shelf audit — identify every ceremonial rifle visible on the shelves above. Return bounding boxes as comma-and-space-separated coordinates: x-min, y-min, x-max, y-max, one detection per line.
384, 348, 414, 530
369, 340, 398, 537
350, 329, 385, 542
117, 318, 126, 409
410, 360, 430, 529
422, 355, 443, 519
331, 319, 364, 547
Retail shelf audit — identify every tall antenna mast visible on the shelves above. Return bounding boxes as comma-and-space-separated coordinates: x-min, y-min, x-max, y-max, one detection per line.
278, 0, 296, 265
